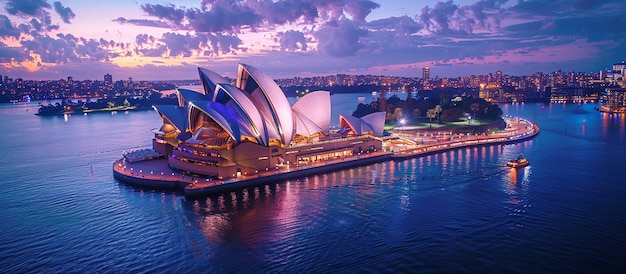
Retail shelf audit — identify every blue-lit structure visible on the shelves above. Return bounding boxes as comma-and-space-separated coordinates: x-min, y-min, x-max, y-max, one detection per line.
150, 63, 385, 179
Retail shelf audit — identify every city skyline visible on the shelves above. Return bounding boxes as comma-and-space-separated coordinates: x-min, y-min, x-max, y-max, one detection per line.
0, 0, 625, 80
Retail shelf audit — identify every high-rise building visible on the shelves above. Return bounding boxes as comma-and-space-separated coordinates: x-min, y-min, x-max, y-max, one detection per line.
104, 73, 112, 86
600, 88, 626, 113
610, 61, 626, 88
423, 67, 430, 80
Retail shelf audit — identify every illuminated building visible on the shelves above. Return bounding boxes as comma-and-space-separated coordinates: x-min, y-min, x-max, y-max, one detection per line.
599, 88, 626, 113
608, 61, 626, 88
479, 83, 504, 102
150, 64, 386, 179
104, 73, 112, 86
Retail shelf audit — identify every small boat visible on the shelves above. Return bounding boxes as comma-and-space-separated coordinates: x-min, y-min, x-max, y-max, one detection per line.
507, 154, 529, 168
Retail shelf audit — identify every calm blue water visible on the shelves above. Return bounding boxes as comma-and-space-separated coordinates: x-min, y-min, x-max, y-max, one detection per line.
1, 96, 625, 273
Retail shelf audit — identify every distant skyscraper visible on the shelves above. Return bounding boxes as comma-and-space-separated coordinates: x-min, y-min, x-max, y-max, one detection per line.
104, 73, 112, 85
600, 69, 604, 80
423, 67, 430, 80
611, 61, 626, 87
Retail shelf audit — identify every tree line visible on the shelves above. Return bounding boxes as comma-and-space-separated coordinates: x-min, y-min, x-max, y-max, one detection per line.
352, 90, 503, 126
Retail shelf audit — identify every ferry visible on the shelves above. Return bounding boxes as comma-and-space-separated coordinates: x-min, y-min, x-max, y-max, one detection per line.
507, 154, 529, 168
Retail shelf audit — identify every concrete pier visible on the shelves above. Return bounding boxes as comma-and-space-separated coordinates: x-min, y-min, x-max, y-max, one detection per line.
113, 117, 539, 198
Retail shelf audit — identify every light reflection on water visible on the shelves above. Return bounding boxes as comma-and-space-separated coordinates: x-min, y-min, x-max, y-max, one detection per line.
2, 101, 626, 273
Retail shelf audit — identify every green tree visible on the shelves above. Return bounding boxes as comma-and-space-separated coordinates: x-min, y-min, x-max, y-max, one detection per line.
434, 105, 442, 122
427, 108, 437, 128
471, 102, 479, 118
393, 107, 403, 121
470, 103, 480, 124
412, 108, 421, 118
440, 108, 464, 122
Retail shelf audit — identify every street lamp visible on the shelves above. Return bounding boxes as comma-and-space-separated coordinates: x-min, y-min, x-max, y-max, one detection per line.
400, 118, 406, 131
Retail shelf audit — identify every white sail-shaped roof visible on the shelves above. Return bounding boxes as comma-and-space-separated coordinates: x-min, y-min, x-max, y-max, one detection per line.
159, 64, 340, 147
292, 91, 330, 135
340, 114, 363, 135
236, 63, 294, 145
361, 112, 386, 137
339, 112, 386, 137
188, 101, 241, 142
177, 88, 208, 107
198, 67, 228, 100
214, 83, 267, 146
293, 110, 324, 136
153, 105, 188, 133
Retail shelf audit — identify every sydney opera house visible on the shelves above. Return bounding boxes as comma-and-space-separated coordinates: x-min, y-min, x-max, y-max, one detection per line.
149, 63, 386, 180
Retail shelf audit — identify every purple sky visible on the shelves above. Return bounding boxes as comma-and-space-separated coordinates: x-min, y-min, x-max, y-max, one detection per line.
0, 0, 625, 80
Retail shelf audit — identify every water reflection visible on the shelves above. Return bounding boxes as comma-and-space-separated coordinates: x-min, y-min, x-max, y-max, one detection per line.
504, 167, 530, 202
601, 112, 626, 140
176, 139, 541, 257
183, 172, 360, 248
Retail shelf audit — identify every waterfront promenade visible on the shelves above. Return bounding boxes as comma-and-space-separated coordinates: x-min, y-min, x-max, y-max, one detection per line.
388, 116, 539, 159
113, 117, 538, 198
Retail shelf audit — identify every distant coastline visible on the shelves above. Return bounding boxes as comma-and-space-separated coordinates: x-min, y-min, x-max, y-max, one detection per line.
35, 95, 177, 116
35, 105, 152, 116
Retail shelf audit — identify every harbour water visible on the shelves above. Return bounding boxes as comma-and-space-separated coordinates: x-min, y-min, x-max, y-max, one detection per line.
1, 96, 625, 272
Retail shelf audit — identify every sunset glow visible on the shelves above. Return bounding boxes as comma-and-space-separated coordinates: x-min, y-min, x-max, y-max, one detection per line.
1, 0, 624, 80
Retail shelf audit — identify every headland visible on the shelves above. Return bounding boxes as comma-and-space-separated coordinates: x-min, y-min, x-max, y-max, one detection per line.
112, 63, 539, 198
113, 116, 538, 198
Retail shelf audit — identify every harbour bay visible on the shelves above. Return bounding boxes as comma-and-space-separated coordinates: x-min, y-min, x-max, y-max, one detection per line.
1, 96, 625, 273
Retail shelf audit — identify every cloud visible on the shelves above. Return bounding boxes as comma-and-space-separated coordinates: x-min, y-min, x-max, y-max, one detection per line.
29, 18, 42, 31
3, 0, 60, 33
184, 4, 261, 33
206, 33, 243, 55
130, 31, 243, 58
135, 34, 155, 46
53, 1, 75, 23
4, 0, 51, 17
18, 32, 116, 64
311, 0, 379, 23
276, 30, 307, 51
110, 0, 383, 60
139, 1, 262, 33
130, 0, 382, 36
342, 0, 380, 23
418, 0, 506, 34
245, 0, 318, 25
137, 45, 167, 57
4, 0, 626, 79
76, 37, 117, 61
367, 15, 422, 35
0, 15, 21, 38
315, 19, 367, 57
159, 32, 205, 57
0, 41, 28, 62
140, 4, 186, 26
113, 17, 172, 29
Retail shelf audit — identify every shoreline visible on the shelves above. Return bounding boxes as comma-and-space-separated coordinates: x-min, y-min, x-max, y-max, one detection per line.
35, 106, 152, 116
113, 117, 539, 199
